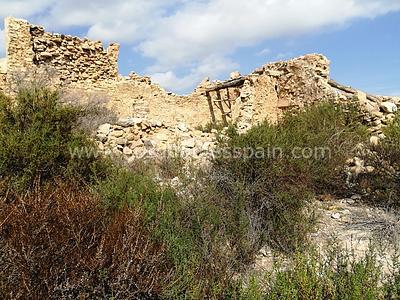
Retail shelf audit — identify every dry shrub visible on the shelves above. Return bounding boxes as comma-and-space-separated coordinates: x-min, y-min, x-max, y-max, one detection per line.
0, 182, 172, 299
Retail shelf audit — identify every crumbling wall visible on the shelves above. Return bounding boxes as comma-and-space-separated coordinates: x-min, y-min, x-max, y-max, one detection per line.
258, 54, 334, 108
205, 54, 336, 129
65, 73, 211, 128
4, 17, 119, 85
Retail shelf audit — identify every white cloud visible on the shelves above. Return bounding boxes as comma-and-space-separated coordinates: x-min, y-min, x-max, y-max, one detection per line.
0, 0, 399, 92
138, 0, 400, 91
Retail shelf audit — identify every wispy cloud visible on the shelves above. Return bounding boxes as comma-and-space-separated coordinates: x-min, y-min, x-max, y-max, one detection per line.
0, 0, 399, 92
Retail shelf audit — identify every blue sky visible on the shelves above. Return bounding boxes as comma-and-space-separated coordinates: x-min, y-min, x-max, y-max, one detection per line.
0, 0, 399, 95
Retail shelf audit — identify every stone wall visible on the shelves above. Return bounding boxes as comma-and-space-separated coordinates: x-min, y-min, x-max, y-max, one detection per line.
1, 17, 398, 139
4, 17, 119, 86
205, 54, 335, 130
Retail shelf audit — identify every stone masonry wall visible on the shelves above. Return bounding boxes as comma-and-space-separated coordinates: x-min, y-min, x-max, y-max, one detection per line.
1, 17, 398, 141
205, 54, 335, 130
4, 17, 119, 86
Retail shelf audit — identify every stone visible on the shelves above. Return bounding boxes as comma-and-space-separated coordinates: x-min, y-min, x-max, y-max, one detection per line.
123, 147, 133, 156
177, 123, 189, 132
111, 130, 124, 138
129, 140, 144, 149
116, 138, 128, 145
370, 136, 380, 146
230, 71, 241, 79
355, 90, 367, 103
98, 123, 111, 135
182, 138, 196, 149
381, 102, 398, 113
155, 132, 169, 142
331, 213, 341, 220
126, 133, 139, 141
96, 133, 108, 143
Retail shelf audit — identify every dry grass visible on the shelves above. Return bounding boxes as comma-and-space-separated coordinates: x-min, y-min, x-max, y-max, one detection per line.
0, 181, 172, 299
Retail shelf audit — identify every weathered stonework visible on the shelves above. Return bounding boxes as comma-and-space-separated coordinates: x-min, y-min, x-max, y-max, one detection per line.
3, 17, 119, 86
204, 54, 336, 130
0, 17, 398, 141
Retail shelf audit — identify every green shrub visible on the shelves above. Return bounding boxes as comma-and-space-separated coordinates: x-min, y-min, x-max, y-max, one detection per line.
356, 113, 400, 208
94, 166, 253, 299
238, 244, 400, 300
0, 85, 109, 191
212, 102, 368, 252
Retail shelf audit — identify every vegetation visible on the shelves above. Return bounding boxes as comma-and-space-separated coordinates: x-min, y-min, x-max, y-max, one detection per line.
212, 102, 368, 252
238, 245, 400, 300
356, 113, 400, 208
0, 85, 399, 299
0, 84, 109, 191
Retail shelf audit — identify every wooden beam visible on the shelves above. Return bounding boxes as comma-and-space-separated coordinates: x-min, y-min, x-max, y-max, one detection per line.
328, 79, 381, 103
205, 77, 246, 92
216, 90, 228, 126
206, 91, 216, 124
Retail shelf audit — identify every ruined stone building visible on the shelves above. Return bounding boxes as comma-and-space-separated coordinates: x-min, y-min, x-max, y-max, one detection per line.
0, 17, 398, 133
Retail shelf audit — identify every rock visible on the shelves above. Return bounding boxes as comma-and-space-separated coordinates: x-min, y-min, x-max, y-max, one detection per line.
370, 136, 380, 146
381, 102, 398, 113
117, 117, 143, 127
177, 123, 189, 132
96, 133, 108, 143
155, 132, 169, 142
116, 138, 128, 145
123, 147, 133, 156
126, 133, 139, 141
98, 123, 111, 135
182, 138, 196, 149
331, 213, 341, 220
129, 139, 144, 149
353, 157, 364, 168
230, 71, 241, 79
111, 130, 124, 138
141, 120, 151, 130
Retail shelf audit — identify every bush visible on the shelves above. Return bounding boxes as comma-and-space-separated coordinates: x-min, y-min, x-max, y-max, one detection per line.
212, 102, 368, 252
94, 166, 250, 299
356, 113, 400, 208
237, 244, 400, 300
0, 182, 172, 299
0, 85, 109, 191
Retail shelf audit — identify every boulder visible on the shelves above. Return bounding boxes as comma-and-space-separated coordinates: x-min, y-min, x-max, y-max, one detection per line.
380, 102, 398, 113
177, 123, 189, 132
98, 123, 111, 135
123, 147, 133, 156
182, 138, 196, 149
111, 129, 124, 138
